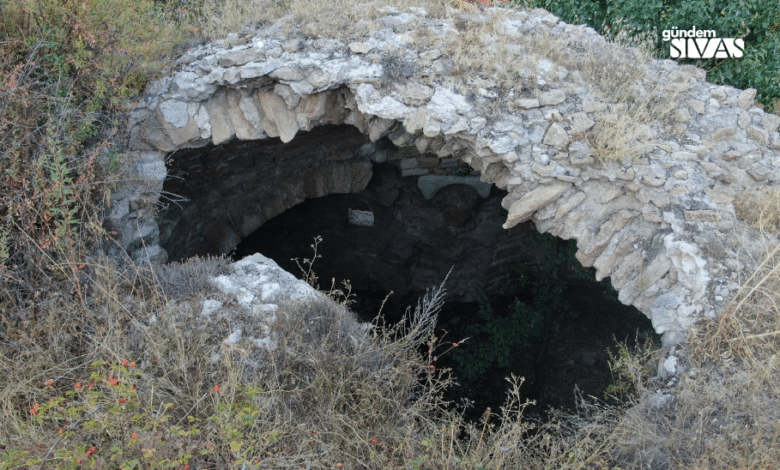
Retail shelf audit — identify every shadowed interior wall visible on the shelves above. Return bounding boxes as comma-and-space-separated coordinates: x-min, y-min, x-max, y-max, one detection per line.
159, 125, 372, 262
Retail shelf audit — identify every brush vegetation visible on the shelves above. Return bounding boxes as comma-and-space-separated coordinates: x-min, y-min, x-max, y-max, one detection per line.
2, 0, 780, 468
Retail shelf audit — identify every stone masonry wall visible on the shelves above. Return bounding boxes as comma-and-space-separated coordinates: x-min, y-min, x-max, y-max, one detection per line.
115, 6, 780, 346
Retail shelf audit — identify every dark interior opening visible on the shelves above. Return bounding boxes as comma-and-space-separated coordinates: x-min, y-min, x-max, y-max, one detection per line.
160, 124, 659, 420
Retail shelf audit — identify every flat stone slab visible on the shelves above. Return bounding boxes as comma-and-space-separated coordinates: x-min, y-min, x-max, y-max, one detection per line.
503, 182, 572, 229
417, 175, 492, 199
348, 209, 374, 226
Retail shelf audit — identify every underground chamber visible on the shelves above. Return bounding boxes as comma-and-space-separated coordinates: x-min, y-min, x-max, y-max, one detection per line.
157, 124, 659, 416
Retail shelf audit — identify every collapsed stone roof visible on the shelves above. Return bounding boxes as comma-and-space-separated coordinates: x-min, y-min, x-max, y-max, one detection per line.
114, 5, 780, 347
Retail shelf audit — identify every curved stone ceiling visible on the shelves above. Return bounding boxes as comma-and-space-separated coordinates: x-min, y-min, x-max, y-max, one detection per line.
114, 6, 780, 347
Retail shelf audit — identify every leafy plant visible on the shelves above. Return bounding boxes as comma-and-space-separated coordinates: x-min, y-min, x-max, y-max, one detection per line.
0, 0, 193, 297
450, 294, 546, 396
10, 359, 213, 469
449, 234, 585, 397
523, 0, 780, 113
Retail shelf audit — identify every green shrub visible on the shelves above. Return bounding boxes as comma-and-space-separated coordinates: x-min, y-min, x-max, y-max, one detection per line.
450, 294, 547, 396
0, 0, 192, 299
523, 0, 780, 112
449, 234, 586, 397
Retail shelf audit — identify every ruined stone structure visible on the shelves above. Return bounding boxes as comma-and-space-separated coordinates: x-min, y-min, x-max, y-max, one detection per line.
112, 5, 780, 347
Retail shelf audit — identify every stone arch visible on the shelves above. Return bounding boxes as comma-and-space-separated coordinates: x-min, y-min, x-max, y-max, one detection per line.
114, 7, 780, 347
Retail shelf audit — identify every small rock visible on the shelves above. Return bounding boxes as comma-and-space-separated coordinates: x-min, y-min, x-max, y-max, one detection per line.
746, 125, 769, 146
711, 127, 736, 142
539, 89, 567, 106
348, 42, 372, 54
737, 88, 757, 109
516, 98, 540, 109
664, 355, 678, 375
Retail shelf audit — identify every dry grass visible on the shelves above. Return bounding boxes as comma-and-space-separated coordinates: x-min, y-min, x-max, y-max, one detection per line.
586, 81, 678, 162
2, 252, 447, 468
0, 251, 619, 469
198, 0, 427, 40
5, 223, 780, 469
735, 188, 780, 236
